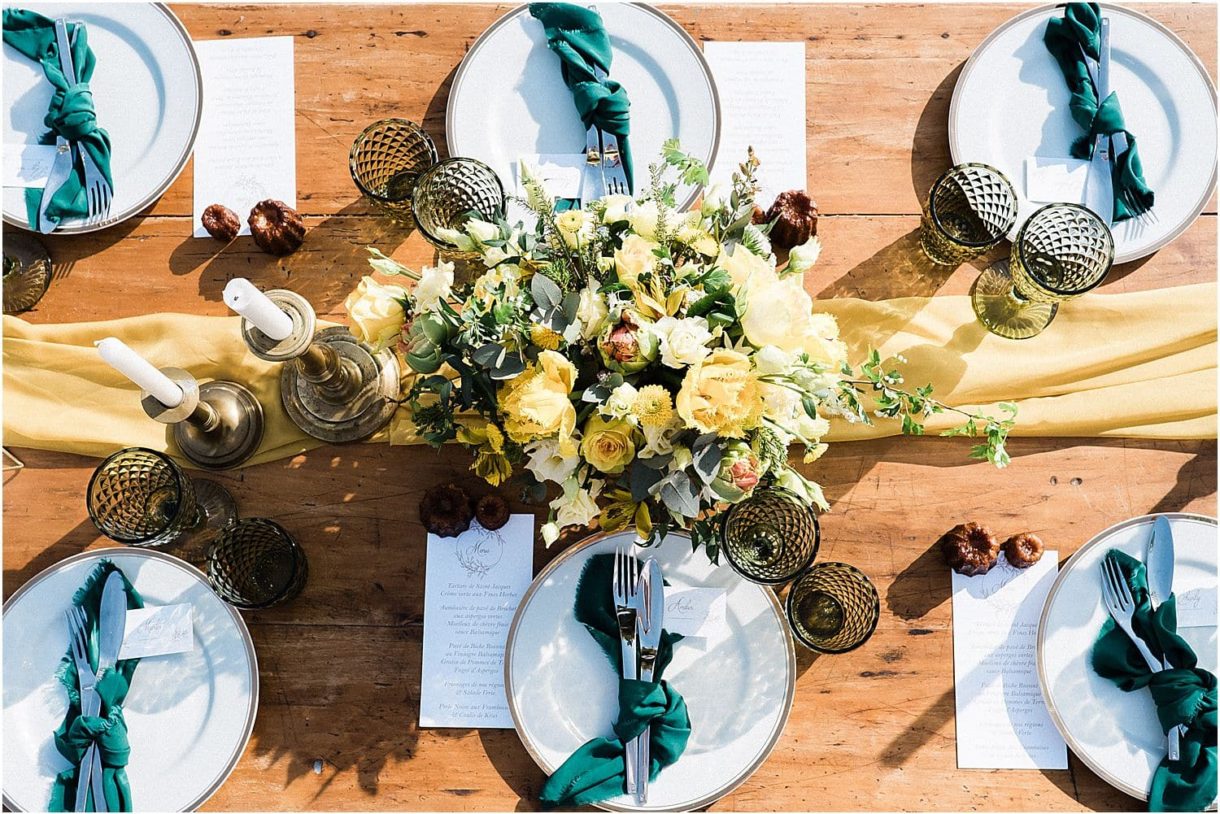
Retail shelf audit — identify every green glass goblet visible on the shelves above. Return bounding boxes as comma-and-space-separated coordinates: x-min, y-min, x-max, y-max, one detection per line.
920, 163, 1019, 266
786, 562, 880, 653
207, 518, 308, 609
412, 157, 506, 262
349, 118, 438, 224
721, 488, 820, 585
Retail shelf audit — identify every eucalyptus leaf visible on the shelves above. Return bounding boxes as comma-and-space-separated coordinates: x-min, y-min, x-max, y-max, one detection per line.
658, 472, 700, 517
630, 462, 665, 502
531, 272, 562, 311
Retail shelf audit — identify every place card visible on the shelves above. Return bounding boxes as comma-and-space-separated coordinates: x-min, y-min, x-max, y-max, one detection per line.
704, 42, 807, 208
1024, 156, 1090, 205
516, 153, 588, 200
192, 36, 297, 238
420, 515, 534, 728
3, 143, 58, 188
117, 604, 194, 660
951, 552, 1067, 770
662, 586, 726, 638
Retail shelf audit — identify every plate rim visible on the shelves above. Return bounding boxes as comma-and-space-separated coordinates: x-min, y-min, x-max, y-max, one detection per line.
947, 2, 1218, 265
503, 529, 796, 813
1, 546, 259, 813
445, 1, 721, 214
2, 2, 203, 235
1035, 511, 1217, 803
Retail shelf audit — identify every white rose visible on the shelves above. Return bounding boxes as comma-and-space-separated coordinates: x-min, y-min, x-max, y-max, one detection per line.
700, 182, 728, 216
435, 226, 476, 253
614, 234, 659, 287
344, 276, 408, 351
638, 419, 681, 458
556, 209, 595, 249
627, 200, 660, 240
601, 382, 639, 420
752, 344, 796, 376
602, 194, 633, 224
717, 244, 776, 290
525, 438, 580, 485
741, 277, 847, 368
550, 478, 600, 529
464, 218, 500, 246
652, 315, 712, 369
576, 282, 610, 340
413, 260, 454, 312
784, 235, 823, 277
541, 522, 561, 547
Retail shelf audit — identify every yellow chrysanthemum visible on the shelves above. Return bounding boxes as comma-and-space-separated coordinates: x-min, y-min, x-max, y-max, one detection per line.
632, 385, 674, 428
530, 323, 563, 351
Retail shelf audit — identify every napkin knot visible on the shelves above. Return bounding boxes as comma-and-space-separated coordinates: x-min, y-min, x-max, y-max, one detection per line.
572, 78, 630, 136
48, 82, 99, 141
611, 678, 691, 767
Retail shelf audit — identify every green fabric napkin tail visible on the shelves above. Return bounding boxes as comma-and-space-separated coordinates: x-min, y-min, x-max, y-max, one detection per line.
538, 553, 690, 809
1043, 2, 1154, 222
3, 8, 113, 229
1092, 550, 1217, 813
49, 560, 144, 812
528, 3, 633, 194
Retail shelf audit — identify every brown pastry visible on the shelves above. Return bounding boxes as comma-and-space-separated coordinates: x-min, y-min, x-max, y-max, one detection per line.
750, 205, 767, 225
1002, 532, 1045, 568
474, 494, 510, 531
420, 483, 473, 538
939, 522, 1000, 576
764, 190, 819, 252
201, 204, 240, 242
247, 199, 306, 256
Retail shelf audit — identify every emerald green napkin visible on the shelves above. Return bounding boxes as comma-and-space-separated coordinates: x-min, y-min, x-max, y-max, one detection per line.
2, 9, 114, 229
528, 3, 634, 194
49, 560, 143, 812
1043, 2, 1154, 222
1092, 550, 1217, 812
538, 553, 691, 809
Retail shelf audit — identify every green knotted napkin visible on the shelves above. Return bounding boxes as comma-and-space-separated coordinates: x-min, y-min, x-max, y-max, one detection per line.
538, 553, 691, 809
528, 3, 633, 194
1092, 550, 1217, 812
1043, 2, 1154, 222
49, 560, 144, 812
2, 8, 114, 230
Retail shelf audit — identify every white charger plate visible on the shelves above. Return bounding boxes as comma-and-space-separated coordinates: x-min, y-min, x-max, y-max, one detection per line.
1038, 513, 1218, 805
505, 531, 794, 812
949, 4, 1217, 264
3, 549, 258, 812
2, 2, 201, 233
446, 2, 720, 212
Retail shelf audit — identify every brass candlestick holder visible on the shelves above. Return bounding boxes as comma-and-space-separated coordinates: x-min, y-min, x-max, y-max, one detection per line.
141, 368, 266, 470
239, 289, 400, 443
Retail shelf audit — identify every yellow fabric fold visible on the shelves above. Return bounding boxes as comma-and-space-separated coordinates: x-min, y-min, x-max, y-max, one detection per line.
3, 283, 1215, 470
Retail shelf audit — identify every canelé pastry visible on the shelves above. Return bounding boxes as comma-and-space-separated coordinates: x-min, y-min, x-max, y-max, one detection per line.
939, 522, 1000, 576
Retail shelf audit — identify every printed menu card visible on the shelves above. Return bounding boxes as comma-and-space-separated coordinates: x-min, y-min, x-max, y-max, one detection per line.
951, 552, 1068, 769
420, 515, 534, 728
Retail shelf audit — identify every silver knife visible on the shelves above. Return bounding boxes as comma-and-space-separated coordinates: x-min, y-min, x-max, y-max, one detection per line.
1083, 37, 1113, 226
82, 571, 127, 813
633, 558, 664, 805
1148, 516, 1184, 761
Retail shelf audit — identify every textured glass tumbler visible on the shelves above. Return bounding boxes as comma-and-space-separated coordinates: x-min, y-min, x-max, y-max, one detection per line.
87, 447, 236, 547
3, 230, 51, 314
721, 488, 820, 585
207, 518, 308, 609
786, 562, 880, 653
972, 202, 1114, 340
349, 119, 438, 223
412, 157, 506, 259
920, 163, 1019, 266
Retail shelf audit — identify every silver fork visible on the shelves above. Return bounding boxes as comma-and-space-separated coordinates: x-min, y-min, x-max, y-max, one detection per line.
611, 547, 640, 795
54, 20, 112, 227
1099, 555, 1181, 762
591, 66, 630, 196
66, 607, 108, 812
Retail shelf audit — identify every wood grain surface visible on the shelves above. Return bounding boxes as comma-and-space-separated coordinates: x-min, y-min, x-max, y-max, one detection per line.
3, 3, 1216, 811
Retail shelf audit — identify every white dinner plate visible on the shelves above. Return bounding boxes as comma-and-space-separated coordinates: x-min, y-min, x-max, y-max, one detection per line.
1038, 513, 1218, 805
949, 4, 1217, 264
2, 2, 201, 233
3, 549, 258, 812
447, 2, 720, 212
505, 531, 794, 812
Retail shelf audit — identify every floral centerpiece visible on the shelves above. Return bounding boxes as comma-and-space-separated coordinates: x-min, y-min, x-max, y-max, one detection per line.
345, 144, 1015, 559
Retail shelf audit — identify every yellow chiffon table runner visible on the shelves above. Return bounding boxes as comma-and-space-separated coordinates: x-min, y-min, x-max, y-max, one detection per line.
4, 282, 1215, 468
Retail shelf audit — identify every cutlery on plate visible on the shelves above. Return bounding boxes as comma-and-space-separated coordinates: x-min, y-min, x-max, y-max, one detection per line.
36, 137, 74, 234
612, 547, 641, 794
1147, 516, 1184, 761
53, 19, 112, 226
591, 66, 630, 196
77, 572, 127, 813
66, 606, 105, 812
1079, 43, 1112, 226
579, 124, 605, 206
1098, 18, 1155, 226
632, 557, 663, 805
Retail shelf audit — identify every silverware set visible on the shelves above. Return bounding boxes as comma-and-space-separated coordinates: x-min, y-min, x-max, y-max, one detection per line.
612, 547, 664, 805
38, 18, 113, 233
63, 571, 128, 812
577, 66, 630, 204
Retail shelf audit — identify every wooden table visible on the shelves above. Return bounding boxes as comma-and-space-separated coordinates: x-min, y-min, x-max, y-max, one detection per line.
4, 4, 1216, 810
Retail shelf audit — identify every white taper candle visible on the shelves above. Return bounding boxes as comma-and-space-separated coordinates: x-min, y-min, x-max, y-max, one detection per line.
96, 337, 185, 408
222, 278, 294, 341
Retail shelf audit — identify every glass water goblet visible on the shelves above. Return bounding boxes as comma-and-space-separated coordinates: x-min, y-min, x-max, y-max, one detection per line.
207, 518, 308, 609
412, 157, 506, 261
920, 163, 1019, 266
786, 562, 880, 653
972, 202, 1114, 340
721, 488, 820, 585
349, 118, 438, 224
3, 230, 52, 314
87, 447, 237, 548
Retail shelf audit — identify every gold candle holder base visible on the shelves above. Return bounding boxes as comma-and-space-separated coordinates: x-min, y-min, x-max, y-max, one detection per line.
142, 367, 266, 470
240, 289, 401, 443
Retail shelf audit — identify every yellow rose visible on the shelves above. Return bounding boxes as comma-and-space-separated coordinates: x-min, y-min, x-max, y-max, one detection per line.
741, 277, 847, 367
344, 276, 408, 351
716, 245, 776, 290
675, 349, 765, 438
614, 233, 659, 288
580, 414, 637, 474
498, 350, 578, 450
